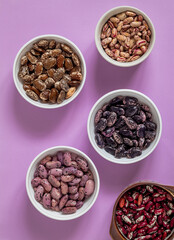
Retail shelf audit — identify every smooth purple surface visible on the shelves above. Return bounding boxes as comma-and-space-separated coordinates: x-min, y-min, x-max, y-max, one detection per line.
1, 0, 174, 239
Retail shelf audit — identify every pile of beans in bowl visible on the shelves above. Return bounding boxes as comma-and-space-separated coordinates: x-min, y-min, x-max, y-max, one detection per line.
115, 185, 174, 239
101, 11, 151, 62
19, 39, 82, 104
94, 96, 157, 158
31, 151, 95, 214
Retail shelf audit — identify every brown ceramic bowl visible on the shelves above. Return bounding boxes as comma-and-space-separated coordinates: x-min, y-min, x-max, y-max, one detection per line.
110, 181, 174, 240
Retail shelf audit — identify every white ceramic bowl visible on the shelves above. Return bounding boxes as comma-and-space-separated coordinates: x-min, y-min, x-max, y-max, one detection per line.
13, 34, 86, 109
87, 89, 162, 164
26, 146, 100, 220
95, 6, 155, 67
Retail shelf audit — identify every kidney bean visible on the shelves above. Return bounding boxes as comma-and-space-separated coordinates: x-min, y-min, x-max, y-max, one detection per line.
35, 185, 44, 202
40, 178, 52, 192
85, 180, 95, 196
80, 175, 89, 187
49, 168, 62, 177
46, 161, 61, 169
48, 175, 60, 188
61, 181, 68, 195
42, 193, 51, 209
31, 177, 41, 187
65, 200, 77, 207
76, 201, 84, 209
38, 165, 48, 179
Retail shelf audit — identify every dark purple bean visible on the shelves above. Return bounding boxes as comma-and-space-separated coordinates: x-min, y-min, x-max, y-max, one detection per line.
123, 96, 138, 106
141, 104, 150, 112
133, 115, 142, 124
143, 139, 152, 149
119, 129, 133, 138
145, 131, 156, 141
123, 138, 133, 146
103, 111, 111, 118
95, 133, 105, 148
126, 147, 142, 158
125, 106, 138, 117
96, 118, 107, 131
132, 140, 139, 147
140, 110, 146, 122
145, 112, 152, 120
115, 118, 125, 129
113, 131, 123, 144
94, 109, 103, 124
110, 106, 125, 116
146, 121, 156, 131
102, 127, 115, 137
139, 138, 145, 148
122, 116, 137, 130
107, 112, 117, 127
104, 146, 115, 156
115, 145, 126, 158
110, 96, 123, 105
106, 136, 117, 148
137, 124, 146, 138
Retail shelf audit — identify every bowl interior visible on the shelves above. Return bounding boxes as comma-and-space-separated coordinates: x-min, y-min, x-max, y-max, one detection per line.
26, 146, 99, 220
88, 89, 162, 164
14, 35, 86, 109
95, 6, 155, 67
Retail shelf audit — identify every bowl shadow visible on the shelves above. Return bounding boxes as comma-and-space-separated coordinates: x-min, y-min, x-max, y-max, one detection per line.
93, 51, 140, 96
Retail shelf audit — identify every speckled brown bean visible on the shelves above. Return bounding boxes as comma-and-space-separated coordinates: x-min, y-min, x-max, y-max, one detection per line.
26, 52, 38, 64
57, 54, 65, 68
49, 40, 56, 49
49, 88, 58, 103
33, 79, 46, 91
40, 156, 52, 165
70, 71, 82, 81
61, 44, 72, 53
43, 57, 56, 70
21, 56, 28, 65
40, 89, 50, 101
65, 58, 73, 71
53, 68, 65, 81
38, 74, 48, 81
72, 53, 80, 66
65, 200, 77, 207
45, 77, 55, 89
35, 62, 43, 76
23, 84, 32, 91
46, 161, 61, 169
31, 86, 40, 96
66, 87, 76, 99
57, 90, 65, 104
26, 90, 39, 101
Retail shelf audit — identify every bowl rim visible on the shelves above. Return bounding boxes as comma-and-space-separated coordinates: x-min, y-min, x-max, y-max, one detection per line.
87, 89, 162, 164
26, 145, 100, 220
95, 6, 156, 67
13, 34, 87, 109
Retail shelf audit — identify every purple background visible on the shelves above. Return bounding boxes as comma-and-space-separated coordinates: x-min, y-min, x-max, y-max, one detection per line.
1, 0, 174, 239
